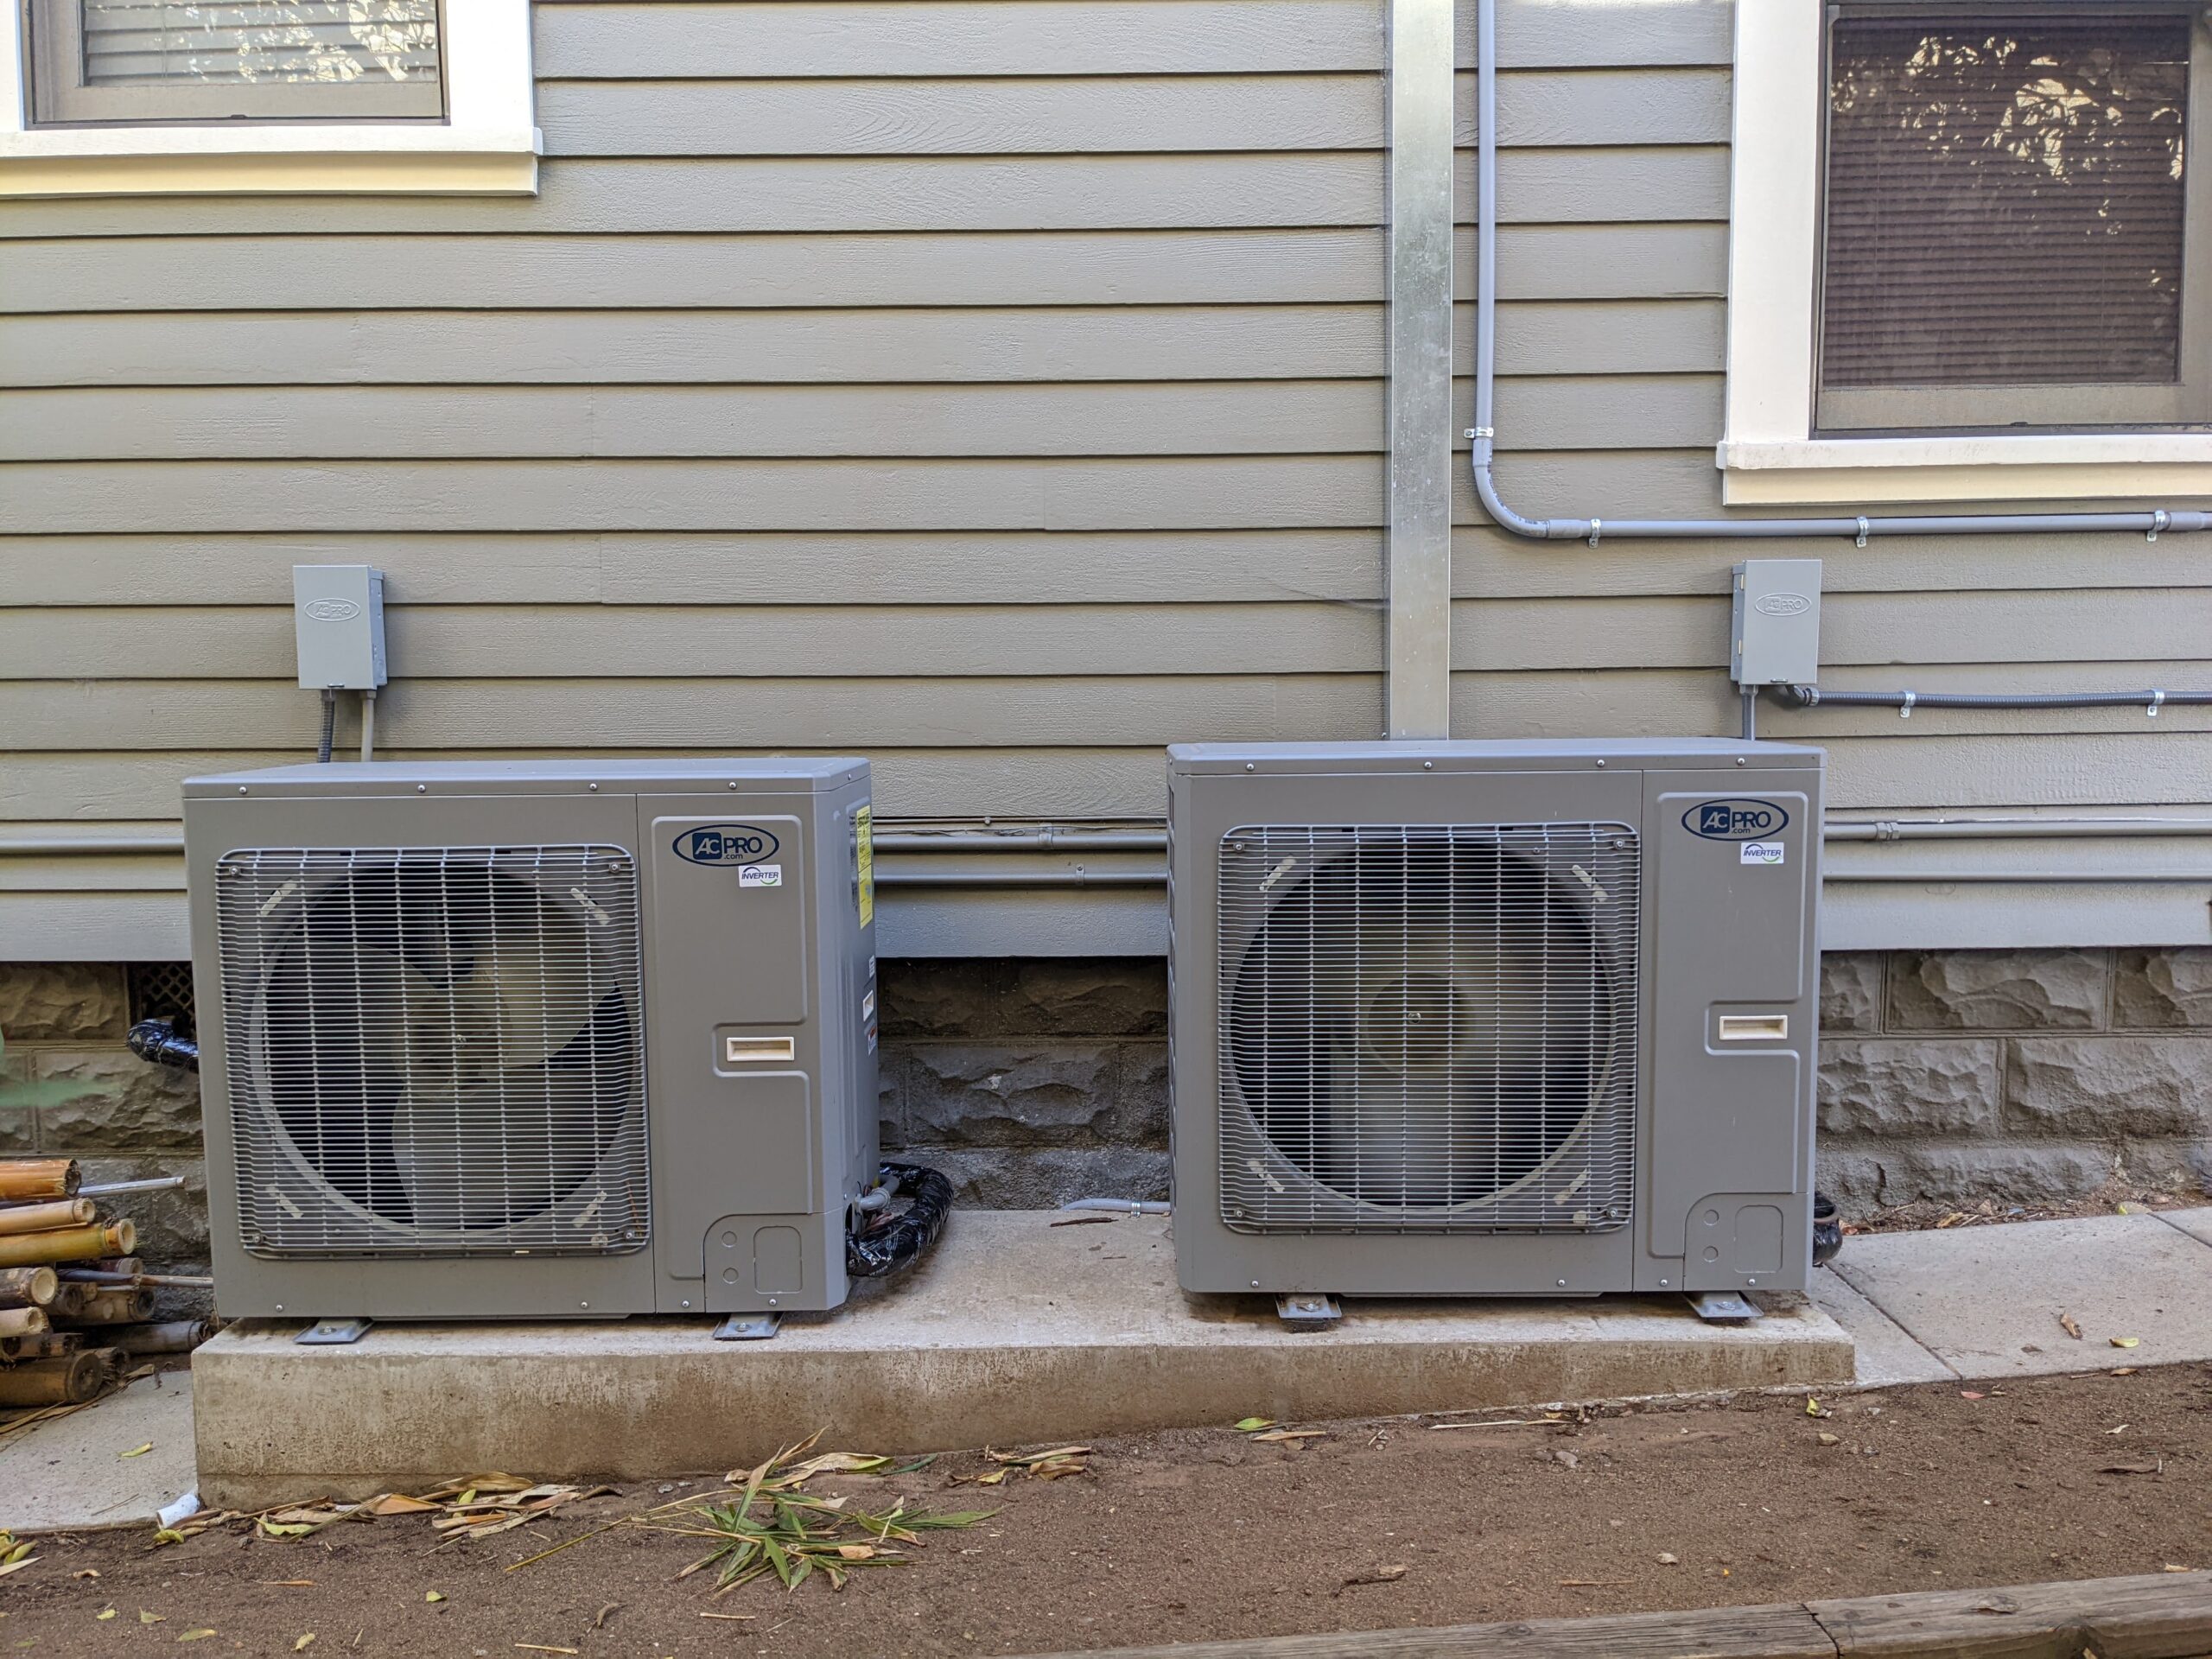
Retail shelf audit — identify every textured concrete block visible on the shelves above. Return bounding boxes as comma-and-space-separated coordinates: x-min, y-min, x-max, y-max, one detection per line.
877, 959, 1005, 1039
76, 1154, 209, 1267
32, 1047, 205, 1152
1816, 1039, 1999, 1137
922, 1145, 1171, 1209
2113, 948, 2212, 1028
1887, 950, 2106, 1032
2005, 1037, 2212, 1137
1819, 953, 1884, 1034
906, 1043, 1120, 1146
876, 1047, 908, 1152
0, 963, 127, 1042
0, 1049, 35, 1153
1815, 1141, 2111, 1213
1001, 959, 1167, 1036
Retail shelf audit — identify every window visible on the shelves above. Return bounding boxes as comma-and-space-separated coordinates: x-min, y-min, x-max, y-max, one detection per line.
0, 0, 534, 196
1720, 0, 2212, 505
1818, 7, 2210, 434
29, 2, 444, 125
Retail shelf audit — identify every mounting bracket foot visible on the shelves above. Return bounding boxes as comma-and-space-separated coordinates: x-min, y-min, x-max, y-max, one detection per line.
1275, 1293, 1341, 1327
296, 1317, 372, 1346
1687, 1291, 1762, 1323
712, 1313, 782, 1342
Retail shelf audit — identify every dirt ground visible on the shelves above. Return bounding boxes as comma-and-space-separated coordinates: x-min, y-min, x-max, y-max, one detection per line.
1843, 1174, 2209, 1235
3, 1366, 2210, 1659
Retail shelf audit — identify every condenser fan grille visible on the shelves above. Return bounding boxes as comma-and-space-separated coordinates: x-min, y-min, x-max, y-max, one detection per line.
1217, 823, 1640, 1235
215, 846, 649, 1259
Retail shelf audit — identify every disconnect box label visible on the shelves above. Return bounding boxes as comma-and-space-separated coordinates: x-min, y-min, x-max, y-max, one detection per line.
1740, 842, 1785, 867
855, 804, 874, 926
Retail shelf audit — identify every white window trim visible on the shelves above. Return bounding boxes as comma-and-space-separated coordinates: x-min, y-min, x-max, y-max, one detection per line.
1721, 0, 2212, 505
0, 0, 537, 197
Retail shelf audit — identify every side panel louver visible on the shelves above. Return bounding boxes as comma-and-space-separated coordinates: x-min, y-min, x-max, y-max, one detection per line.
215, 845, 649, 1259
1216, 823, 1641, 1235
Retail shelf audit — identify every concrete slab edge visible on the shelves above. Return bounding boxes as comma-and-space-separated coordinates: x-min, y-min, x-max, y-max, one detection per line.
1006, 1569, 2212, 1658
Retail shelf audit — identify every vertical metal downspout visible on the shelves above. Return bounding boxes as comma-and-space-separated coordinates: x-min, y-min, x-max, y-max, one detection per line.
1383, 0, 1458, 738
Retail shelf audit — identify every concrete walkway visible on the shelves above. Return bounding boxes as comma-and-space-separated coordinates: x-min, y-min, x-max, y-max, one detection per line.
4, 1205, 2211, 1527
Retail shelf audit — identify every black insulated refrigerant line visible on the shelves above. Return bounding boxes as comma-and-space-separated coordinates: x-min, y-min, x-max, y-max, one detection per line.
1465, 0, 2212, 552
847, 1162, 954, 1279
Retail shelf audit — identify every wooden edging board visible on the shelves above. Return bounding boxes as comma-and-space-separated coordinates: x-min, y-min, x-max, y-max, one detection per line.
1014, 1569, 2212, 1658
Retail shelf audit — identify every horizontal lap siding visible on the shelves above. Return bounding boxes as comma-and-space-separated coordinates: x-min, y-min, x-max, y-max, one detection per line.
2, 0, 2189, 957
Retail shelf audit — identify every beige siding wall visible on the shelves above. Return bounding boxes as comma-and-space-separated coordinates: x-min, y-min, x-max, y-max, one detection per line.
1, 0, 2205, 957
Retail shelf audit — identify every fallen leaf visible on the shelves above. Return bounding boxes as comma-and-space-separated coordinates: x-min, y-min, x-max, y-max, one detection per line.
257, 1521, 315, 1539
592, 1605, 620, 1630
1232, 1417, 1275, 1433
0, 1544, 29, 1567
1960, 1391, 1986, 1401
177, 1632, 217, 1644
2164, 1565, 2192, 1573
2107, 1424, 2131, 1434
2113, 1367, 2139, 1376
72, 1570, 99, 1581
0, 1560, 35, 1582
1936, 1211, 1967, 1229
2059, 1312, 2083, 1340
1250, 1429, 1327, 1443
119, 1444, 153, 1459
424, 1592, 445, 1604
2111, 1337, 2141, 1350
363, 1495, 439, 1516
96, 1611, 117, 1623
2116, 1203, 2135, 1215
140, 1613, 166, 1625
1656, 1553, 1680, 1566
294, 1638, 315, 1653
1804, 1397, 1829, 1417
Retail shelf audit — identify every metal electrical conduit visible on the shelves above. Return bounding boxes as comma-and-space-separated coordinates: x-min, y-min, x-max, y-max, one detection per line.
16, 822, 2212, 886
1465, 0, 2211, 550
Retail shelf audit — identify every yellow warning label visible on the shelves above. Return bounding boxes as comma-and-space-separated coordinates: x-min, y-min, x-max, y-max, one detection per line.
855, 804, 874, 927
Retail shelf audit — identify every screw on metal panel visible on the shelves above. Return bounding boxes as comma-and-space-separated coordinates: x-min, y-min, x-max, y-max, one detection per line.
1245, 762, 1256, 772
768, 1298, 780, 1308
1594, 760, 1606, 768
581, 1301, 590, 1309
238, 785, 248, 795
1251, 1280, 1262, 1288
728, 781, 738, 789
417, 784, 428, 793
1556, 1279, 1568, 1288
1658, 1280, 1669, 1287
1737, 756, 1747, 766
1745, 1279, 1758, 1287
681, 1300, 692, 1310
588, 782, 600, 791
1422, 760, 1433, 770
274, 1304, 284, 1312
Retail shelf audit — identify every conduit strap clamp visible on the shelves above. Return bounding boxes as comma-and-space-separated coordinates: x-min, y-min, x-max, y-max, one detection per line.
1874, 820, 1904, 842
1586, 518, 1603, 547
2150, 689, 2167, 719
1855, 516, 1871, 549
2151, 510, 2171, 543
1899, 690, 1916, 720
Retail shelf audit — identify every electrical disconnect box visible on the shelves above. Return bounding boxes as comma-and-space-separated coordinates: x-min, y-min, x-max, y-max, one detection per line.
293, 565, 387, 690
1731, 559, 1822, 688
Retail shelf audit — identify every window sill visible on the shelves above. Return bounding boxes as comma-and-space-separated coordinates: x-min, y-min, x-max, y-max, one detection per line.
1718, 434, 2212, 506
0, 125, 539, 197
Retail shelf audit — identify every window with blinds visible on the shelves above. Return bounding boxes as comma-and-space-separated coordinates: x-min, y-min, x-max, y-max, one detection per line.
29, 1, 444, 125
1818, 7, 2210, 432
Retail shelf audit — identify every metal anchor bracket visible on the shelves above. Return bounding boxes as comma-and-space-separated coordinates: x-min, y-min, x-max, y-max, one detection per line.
296, 1317, 373, 1346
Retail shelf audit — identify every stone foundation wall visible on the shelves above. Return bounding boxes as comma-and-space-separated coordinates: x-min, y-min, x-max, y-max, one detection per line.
4, 950, 2206, 1260
1817, 949, 2212, 1214
0, 963, 209, 1268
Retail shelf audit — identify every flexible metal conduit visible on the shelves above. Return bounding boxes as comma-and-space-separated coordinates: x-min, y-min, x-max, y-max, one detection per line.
1466, 0, 2212, 547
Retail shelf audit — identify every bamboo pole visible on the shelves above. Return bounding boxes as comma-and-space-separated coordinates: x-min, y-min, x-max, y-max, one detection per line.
108, 1321, 213, 1357
57, 1271, 214, 1290
0, 1266, 59, 1309
0, 1160, 79, 1203
52, 1287, 155, 1327
0, 1221, 133, 1269
0, 1332, 77, 1363
0, 1306, 50, 1340
0, 1198, 96, 1236
0, 1351, 105, 1407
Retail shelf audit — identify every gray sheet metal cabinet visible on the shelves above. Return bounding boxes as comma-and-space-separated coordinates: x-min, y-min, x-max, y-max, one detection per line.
1166, 740, 1823, 1298
181, 760, 878, 1320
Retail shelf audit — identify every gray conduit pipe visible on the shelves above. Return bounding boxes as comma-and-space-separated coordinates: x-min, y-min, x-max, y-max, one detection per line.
1783, 685, 2212, 712
1467, 0, 2212, 548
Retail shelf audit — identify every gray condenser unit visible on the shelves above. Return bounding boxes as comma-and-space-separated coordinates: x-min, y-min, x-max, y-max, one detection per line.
1167, 740, 1823, 1299
181, 760, 880, 1322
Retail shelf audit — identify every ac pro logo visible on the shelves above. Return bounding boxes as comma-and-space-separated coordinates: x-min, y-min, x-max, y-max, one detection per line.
1752, 592, 1811, 618
303, 597, 361, 622
674, 823, 782, 866
1684, 798, 1790, 842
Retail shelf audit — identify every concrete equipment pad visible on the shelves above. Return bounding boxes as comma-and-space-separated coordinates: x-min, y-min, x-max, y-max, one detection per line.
0, 1372, 196, 1534
2159, 1205, 2212, 1248
194, 1212, 1853, 1509
1829, 1214, 2212, 1379
1806, 1266, 1953, 1387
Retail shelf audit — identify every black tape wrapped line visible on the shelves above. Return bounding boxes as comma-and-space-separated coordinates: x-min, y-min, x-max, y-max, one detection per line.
847, 1162, 953, 1280
128, 1018, 200, 1072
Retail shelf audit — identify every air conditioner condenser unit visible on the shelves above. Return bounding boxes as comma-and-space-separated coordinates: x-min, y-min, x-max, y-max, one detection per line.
1167, 740, 1822, 1300
182, 759, 882, 1324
